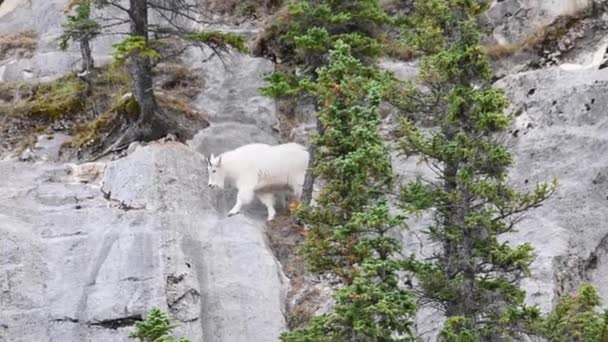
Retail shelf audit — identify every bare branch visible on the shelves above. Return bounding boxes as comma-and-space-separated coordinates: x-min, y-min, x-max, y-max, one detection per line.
99, 20, 130, 29
104, 1, 131, 16
148, 1, 215, 25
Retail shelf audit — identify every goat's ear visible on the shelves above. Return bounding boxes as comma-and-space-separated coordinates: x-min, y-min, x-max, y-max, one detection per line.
205, 156, 211, 167
217, 155, 222, 167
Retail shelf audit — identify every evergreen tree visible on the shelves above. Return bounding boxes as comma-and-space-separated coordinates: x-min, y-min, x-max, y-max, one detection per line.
260, 0, 393, 204
261, 2, 417, 339
280, 41, 416, 341
129, 307, 189, 342
61, 0, 247, 153
395, 0, 556, 339
59, 0, 100, 74
541, 284, 608, 342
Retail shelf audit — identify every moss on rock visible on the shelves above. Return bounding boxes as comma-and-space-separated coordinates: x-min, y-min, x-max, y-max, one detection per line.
0, 62, 207, 157
0, 74, 85, 120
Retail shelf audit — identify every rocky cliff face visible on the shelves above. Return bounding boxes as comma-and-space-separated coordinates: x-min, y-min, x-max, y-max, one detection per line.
1, 0, 608, 341
0, 1, 287, 341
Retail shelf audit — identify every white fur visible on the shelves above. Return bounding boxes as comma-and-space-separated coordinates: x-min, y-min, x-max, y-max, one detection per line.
206, 142, 309, 221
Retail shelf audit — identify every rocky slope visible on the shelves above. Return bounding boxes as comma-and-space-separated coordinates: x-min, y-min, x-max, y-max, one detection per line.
1, 0, 608, 341
0, 1, 287, 341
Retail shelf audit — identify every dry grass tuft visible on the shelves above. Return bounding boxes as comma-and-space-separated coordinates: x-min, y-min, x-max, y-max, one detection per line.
206, 0, 283, 18
0, 30, 38, 60
70, 109, 117, 148
265, 214, 331, 330
484, 4, 595, 60
154, 63, 204, 99
384, 41, 417, 61
157, 93, 207, 121
484, 42, 521, 60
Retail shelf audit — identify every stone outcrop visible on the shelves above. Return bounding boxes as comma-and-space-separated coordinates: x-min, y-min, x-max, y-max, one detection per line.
485, 0, 595, 44
0, 1, 289, 341
0, 138, 288, 342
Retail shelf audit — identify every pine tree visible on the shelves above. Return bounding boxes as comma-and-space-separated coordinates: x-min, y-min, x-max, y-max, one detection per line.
280, 41, 416, 342
260, 2, 417, 339
395, 0, 556, 339
541, 284, 608, 342
59, 0, 100, 74
128, 307, 189, 342
260, 0, 393, 204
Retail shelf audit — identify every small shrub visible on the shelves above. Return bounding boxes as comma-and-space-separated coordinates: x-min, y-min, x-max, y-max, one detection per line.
70, 107, 117, 148
25, 78, 85, 119
542, 284, 608, 341
128, 307, 189, 342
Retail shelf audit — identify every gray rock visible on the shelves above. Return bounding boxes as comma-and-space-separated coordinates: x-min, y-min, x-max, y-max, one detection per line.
33, 133, 72, 162
495, 65, 608, 311
378, 57, 420, 81
0, 142, 287, 342
198, 214, 288, 342
187, 48, 278, 133
485, 0, 594, 44
0, 0, 36, 34
0, 0, 125, 82
0, 1, 293, 342
189, 122, 278, 158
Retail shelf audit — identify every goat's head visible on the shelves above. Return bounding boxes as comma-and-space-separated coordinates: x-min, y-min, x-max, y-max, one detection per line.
206, 153, 225, 189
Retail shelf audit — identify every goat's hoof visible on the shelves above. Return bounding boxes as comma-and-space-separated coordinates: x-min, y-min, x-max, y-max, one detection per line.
227, 211, 239, 217
288, 200, 301, 214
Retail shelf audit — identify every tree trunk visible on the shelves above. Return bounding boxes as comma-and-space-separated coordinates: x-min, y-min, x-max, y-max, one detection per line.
442, 122, 476, 328
80, 37, 94, 73
126, 0, 172, 142
129, 0, 157, 121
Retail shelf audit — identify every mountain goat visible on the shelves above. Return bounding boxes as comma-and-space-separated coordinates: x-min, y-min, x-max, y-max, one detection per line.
206, 142, 310, 221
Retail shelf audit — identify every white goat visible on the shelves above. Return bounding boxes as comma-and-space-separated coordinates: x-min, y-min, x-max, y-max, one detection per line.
206, 142, 310, 221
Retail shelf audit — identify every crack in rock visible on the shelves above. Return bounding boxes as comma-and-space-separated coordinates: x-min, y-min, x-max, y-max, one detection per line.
166, 273, 201, 322
101, 190, 146, 211
51, 315, 143, 330
120, 276, 154, 282
51, 317, 79, 324
90, 315, 143, 330
40, 230, 85, 239
51, 314, 143, 330
583, 231, 608, 273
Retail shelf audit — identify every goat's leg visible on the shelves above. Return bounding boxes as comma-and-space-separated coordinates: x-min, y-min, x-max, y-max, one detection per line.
257, 192, 276, 221
291, 172, 306, 200
287, 173, 306, 213
228, 188, 254, 217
